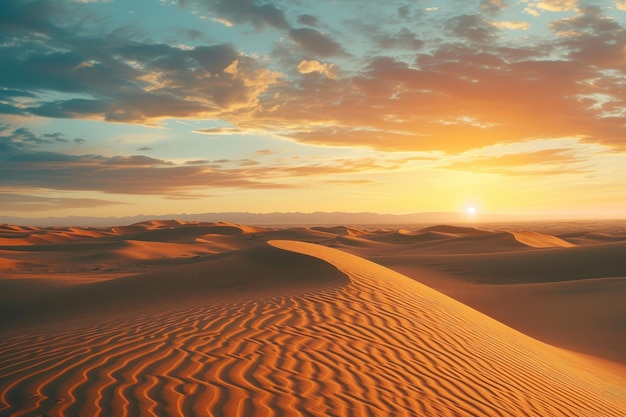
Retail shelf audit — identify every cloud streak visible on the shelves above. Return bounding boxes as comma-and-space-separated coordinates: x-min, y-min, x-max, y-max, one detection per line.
0, 193, 124, 212
442, 149, 585, 176
0, 125, 410, 197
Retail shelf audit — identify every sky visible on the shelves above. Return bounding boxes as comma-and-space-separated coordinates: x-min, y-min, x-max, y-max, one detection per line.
0, 0, 625, 220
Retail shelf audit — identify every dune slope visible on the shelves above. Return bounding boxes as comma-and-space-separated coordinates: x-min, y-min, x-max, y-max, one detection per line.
0, 243, 348, 330
405, 241, 626, 284
0, 241, 623, 417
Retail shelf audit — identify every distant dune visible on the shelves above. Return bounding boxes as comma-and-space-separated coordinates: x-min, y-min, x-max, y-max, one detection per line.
5, 210, 620, 228
1, 220, 624, 416
0, 211, 453, 228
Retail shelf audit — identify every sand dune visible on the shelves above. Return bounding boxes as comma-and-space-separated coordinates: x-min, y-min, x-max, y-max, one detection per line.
0, 225, 37, 237
110, 225, 240, 244
311, 225, 367, 236
370, 236, 626, 363
357, 225, 576, 253
419, 224, 495, 236
0, 226, 111, 247
112, 240, 218, 261
399, 241, 626, 283
0, 222, 267, 276
370, 231, 530, 254
1, 239, 623, 416
0, 257, 19, 270
131, 219, 187, 228
561, 231, 626, 245
1, 220, 624, 416
121, 220, 265, 236
360, 229, 438, 244
512, 231, 575, 248
328, 234, 389, 250
0, 242, 348, 330
450, 276, 625, 363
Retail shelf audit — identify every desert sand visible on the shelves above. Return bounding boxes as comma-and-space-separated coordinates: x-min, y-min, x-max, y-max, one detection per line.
0, 220, 624, 416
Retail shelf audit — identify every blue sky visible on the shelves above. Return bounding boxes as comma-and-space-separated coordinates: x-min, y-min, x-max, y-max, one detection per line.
1, 0, 625, 218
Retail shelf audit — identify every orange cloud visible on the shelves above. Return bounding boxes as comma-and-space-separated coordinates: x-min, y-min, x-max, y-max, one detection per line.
238, 4, 625, 153
237, 44, 625, 152
441, 149, 584, 175
297, 60, 339, 79
489, 21, 530, 30
536, 0, 579, 12
0, 147, 410, 197
193, 127, 243, 135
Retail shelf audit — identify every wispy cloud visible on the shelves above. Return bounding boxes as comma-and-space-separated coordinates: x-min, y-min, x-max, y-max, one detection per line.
0, 151, 288, 195
0, 126, 81, 151
442, 149, 584, 176
0, 193, 124, 212
0, 126, 412, 197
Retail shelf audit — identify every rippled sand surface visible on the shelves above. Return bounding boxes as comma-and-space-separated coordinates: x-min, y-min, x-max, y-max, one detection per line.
1, 221, 624, 416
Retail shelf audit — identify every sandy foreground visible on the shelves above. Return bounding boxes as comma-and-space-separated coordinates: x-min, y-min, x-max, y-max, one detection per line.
0, 220, 624, 416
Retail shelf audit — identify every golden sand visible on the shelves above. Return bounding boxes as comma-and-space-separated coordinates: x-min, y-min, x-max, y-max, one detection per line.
1, 221, 624, 416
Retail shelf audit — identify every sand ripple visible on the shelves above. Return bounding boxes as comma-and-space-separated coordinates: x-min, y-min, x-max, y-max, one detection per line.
0, 241, 623, 416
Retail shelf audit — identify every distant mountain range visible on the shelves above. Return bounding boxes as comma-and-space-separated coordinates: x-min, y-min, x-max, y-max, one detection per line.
0, 211, 523, 227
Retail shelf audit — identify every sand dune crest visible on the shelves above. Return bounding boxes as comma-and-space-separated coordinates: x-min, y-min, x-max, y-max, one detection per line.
511, 231, 575, 248
312, 225, 366, 236
418, 224, 494, 236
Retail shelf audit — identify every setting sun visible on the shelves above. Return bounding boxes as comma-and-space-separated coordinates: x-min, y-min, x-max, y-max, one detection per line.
466, 206, 477, 215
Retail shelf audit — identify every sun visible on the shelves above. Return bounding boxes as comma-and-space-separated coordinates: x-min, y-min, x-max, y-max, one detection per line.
466, 206, 477, 215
